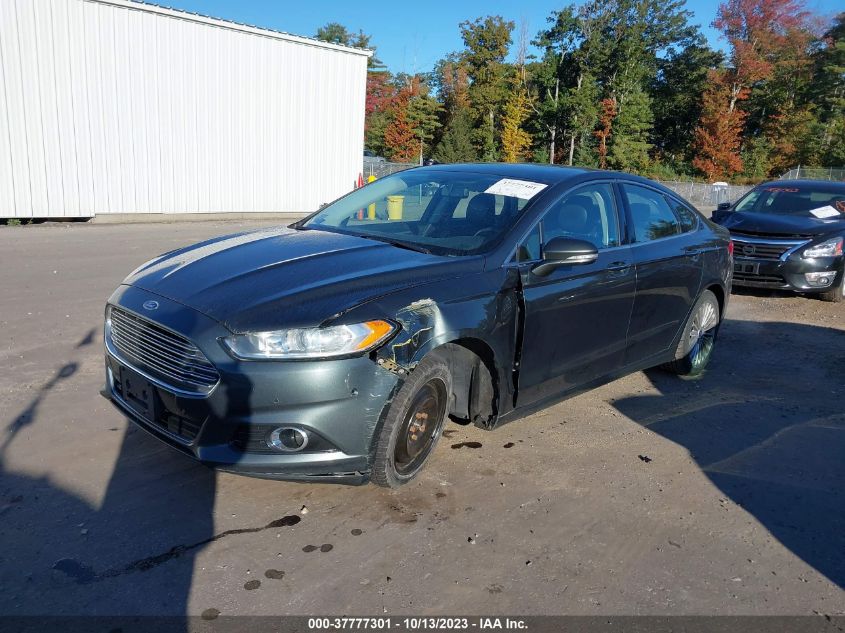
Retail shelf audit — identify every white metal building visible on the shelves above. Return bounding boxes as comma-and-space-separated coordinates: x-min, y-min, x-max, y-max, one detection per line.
0, 0, 371, 219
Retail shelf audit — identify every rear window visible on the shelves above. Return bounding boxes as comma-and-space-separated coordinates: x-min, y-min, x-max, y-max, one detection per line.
735, 186, 845, 218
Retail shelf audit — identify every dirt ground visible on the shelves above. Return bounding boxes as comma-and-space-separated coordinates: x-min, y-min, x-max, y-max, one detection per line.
0, 220, 842, 617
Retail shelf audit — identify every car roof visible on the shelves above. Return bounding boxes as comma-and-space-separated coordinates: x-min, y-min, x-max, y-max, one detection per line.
402, 163, 695, 204
418, 162, 595, 184
414, 162, 681, 189
757, 179, 845, 192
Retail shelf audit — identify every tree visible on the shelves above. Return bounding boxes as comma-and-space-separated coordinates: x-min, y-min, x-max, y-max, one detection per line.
692, 0, 814, 179
797, 13, 845, 166
314, 22, 385, 70
501, 88, 532, 162
433, 56, 471, 113
408, 94, 443, 164
651, 37, 723, 163
602, 0, 697, 172
383, 85, 417, 162
532, 3, 608, 164
692, 70, 746, 180
594, 98, 616, 169
607, 85, 653, 171
714, 0, 809, 112
458, 16, 515, 160
433, 109, 477, 163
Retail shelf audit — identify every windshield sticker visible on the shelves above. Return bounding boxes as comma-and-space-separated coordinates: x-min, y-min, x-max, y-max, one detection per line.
485, 178, 548, 200
765, 187, 799, 193
809, 205, 842, 219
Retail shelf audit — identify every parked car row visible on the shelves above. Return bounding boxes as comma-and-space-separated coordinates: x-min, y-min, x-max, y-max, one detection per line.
101, 164, 841, 488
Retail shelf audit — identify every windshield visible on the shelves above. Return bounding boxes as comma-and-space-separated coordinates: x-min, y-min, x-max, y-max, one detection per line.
734, 185, 845, 218
302, 170, 544, 256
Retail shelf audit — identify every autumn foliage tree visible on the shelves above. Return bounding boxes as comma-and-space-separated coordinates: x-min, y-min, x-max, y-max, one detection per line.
501, 88, 532, 162
322, 5, 843, 185
383, 85, 417, 162
692, 70, 746, 179
594, 98, 616, 169
693, 0, 813, 180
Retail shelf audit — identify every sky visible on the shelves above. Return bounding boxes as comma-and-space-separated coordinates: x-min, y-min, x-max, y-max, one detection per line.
158, 0, 842, 73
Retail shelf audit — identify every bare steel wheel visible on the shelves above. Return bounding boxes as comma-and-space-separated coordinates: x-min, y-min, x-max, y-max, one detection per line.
371, 353, 452, 487
662, 289, 720, 377
393, 379, 447, 477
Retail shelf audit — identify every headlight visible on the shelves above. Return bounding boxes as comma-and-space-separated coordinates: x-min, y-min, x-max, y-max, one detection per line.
222, 320, 395, 360
803, 237, 843, 258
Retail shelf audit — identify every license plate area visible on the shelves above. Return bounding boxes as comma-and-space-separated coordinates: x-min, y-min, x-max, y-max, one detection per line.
119, 367, 158, 425
734, 261, 760, 275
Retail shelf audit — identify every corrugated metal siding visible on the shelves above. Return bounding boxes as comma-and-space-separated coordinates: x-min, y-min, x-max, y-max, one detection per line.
0, 0, 369, 218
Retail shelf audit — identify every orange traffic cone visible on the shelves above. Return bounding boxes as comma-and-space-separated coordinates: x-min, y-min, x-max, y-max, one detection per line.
356, 173, 366, 219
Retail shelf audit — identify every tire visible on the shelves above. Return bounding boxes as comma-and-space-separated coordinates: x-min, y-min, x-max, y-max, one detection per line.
662, 289, 720, 377
371, 354, 452, 488
820, 270, 844, 303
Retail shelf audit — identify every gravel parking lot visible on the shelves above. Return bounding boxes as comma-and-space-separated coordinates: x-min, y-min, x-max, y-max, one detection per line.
0, 221, 843, 617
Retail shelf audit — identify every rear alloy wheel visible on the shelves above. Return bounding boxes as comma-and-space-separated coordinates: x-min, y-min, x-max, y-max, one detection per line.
371, 354, 451, 488
820, 269, 844, 303
662, 289, 720, 377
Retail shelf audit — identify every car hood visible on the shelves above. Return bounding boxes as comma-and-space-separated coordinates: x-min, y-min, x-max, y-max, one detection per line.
718, 211, 845, 238
123, 226, 483, 332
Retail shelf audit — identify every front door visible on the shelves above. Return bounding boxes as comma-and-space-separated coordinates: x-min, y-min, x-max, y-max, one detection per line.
516, 183, 636, 406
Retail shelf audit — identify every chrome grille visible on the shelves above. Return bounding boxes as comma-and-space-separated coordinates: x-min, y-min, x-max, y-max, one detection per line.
730, 235, 808, 261
107, 307, 219, 390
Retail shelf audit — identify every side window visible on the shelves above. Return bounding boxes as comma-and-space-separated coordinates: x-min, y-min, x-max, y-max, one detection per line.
514, 224, 541, 262
665, 196, 699, 233
541, 184, 620, 249
623, 184, 681, 242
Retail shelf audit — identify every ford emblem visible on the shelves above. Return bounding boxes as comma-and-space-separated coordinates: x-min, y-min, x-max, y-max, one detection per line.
142, 300, 159, 311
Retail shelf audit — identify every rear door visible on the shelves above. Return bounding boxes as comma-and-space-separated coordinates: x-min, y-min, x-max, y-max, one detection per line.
620, 183, 703, 366
515, 182, 636, 405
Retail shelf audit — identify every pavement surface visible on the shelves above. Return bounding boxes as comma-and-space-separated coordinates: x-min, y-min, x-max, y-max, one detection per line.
0, 220, 843, 617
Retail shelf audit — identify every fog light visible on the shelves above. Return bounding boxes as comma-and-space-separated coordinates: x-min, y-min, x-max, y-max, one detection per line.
805, 272, 833, 287
267, 427, 309, 452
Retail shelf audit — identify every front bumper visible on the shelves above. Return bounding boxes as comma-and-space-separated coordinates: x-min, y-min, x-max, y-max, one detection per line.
732, 255, 844, 292
103, 285, 401, 483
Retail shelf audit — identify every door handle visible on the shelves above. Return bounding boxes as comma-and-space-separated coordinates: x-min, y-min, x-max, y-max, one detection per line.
606, 261, 631, 272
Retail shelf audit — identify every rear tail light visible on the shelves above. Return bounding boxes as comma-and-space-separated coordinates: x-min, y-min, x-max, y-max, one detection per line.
728, 241, 734, 257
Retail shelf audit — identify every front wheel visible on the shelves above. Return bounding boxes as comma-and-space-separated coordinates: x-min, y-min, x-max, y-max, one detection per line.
370, 354, 451, 488
662, 289, 720, 377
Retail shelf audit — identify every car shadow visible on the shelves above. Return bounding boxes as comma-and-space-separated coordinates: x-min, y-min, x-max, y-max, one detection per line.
731, 285, 831, 303
612, 317, 845, 588
0, 327, 217, 624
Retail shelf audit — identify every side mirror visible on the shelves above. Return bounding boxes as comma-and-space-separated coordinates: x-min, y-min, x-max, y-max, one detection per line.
716, 202, 731, 211
532, 237, 598, 277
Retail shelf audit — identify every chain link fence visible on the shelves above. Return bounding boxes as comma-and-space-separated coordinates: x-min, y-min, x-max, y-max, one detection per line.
779, 166, 845, 181
657, 180, 753, 208
362, 161, 416, 179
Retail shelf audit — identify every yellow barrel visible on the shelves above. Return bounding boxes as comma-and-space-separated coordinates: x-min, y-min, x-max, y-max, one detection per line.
386, 195, 404, 220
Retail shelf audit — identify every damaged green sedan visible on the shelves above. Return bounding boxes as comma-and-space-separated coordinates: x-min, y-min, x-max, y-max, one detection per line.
103, 164, 732, 487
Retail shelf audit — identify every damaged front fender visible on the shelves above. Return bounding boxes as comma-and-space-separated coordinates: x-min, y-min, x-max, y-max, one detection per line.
341, 269, 524, 425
